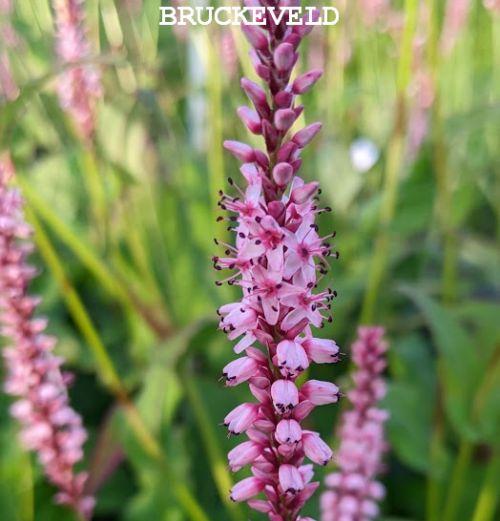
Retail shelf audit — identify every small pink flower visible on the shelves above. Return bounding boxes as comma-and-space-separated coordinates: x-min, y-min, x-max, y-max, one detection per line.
231, 476, 265, 502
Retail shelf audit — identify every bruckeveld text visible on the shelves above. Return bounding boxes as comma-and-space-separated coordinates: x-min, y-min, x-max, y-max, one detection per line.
159, 6, 340, 26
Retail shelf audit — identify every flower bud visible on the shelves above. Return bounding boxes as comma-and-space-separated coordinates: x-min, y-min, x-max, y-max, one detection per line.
274, 108, 297, 132
242, 24, 268, 51
292, 69, 323, 94
228, 440, 262, 471
293, 122, 322, 148
275, 419, 302, 444
274, 43, 296, 72
230, 476, 264, 502
223, 140, 255, 162
272, 162, 294, 187
290, 181, 319, 204
300, 380, 339, 405
224, 403, 259, 434
271, 380, 299, 414
302, 431, 333, 465
237, 106, 262, 134
279, 464, 304, 494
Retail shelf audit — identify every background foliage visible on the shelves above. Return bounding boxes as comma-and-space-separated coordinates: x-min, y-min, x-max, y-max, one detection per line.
1, 1, 499, 520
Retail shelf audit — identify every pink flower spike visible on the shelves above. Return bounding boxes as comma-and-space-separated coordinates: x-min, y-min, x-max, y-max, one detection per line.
216, 4, 339, 518
321, 327, 389, 521
0, 159, 94, 518
230, 476, 265, 502
52, 0, 102, 141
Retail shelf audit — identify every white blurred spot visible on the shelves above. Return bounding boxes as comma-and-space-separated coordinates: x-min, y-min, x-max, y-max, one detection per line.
349, 138, 379, 173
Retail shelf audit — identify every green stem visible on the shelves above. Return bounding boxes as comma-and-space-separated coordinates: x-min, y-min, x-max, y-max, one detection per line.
360, 0, 418, 324
442, 440, 474, 521
183, 372, 244, 521
80, 146, 108, 244
471, 449, 500, 521
25, 208, 208, 521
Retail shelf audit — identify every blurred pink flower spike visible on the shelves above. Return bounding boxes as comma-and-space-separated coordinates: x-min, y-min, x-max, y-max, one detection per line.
321, 326, 389, 521
214, 2, 341, 519
0, 157, 94, 519
52, 0, 102, 142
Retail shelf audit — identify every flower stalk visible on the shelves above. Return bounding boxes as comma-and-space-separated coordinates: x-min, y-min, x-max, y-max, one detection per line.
214, 3, 340, 520
321, 327, 389, 521
0, 157, 94, 518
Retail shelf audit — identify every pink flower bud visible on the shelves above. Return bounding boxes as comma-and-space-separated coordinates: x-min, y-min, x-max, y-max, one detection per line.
271, 380, 299, 413
277, 141, 298, 162
302, 431, 333, 465
279, 464, 304, 494
224, 403, 259, 434
228, 440, 262, 471
222, 357, 259, 386
303, 337, 339, 363
241, 78, 270, 115
274, 108, 297, 132
292, 69, 323, 94
290, 181, 319, 204
277, 339, 309, 377
300, 380, 339, 405
230, 476, 265, 502
275, 419, 302, 444
223, 140, 256, 163
274, 90, 294, 108
237, 106, 262, 135
274, 43, 296, 72
242, 24, 268, 51
272, 162, 294, 187
293, 122, 322, 148
248, 499, 272, 513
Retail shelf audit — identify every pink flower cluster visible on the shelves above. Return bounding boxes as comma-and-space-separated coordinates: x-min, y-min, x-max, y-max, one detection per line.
52, 0, 101, 141
321, 327, 389, 521
0, 159, 94, 518
214, 2, 340, 519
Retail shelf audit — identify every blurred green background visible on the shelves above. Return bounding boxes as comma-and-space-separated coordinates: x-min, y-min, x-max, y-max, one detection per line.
1, 0, 499, 520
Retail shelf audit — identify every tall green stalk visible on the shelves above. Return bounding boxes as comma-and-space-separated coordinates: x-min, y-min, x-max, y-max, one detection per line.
471, 449, 500, 521
360, 0, 418, 324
